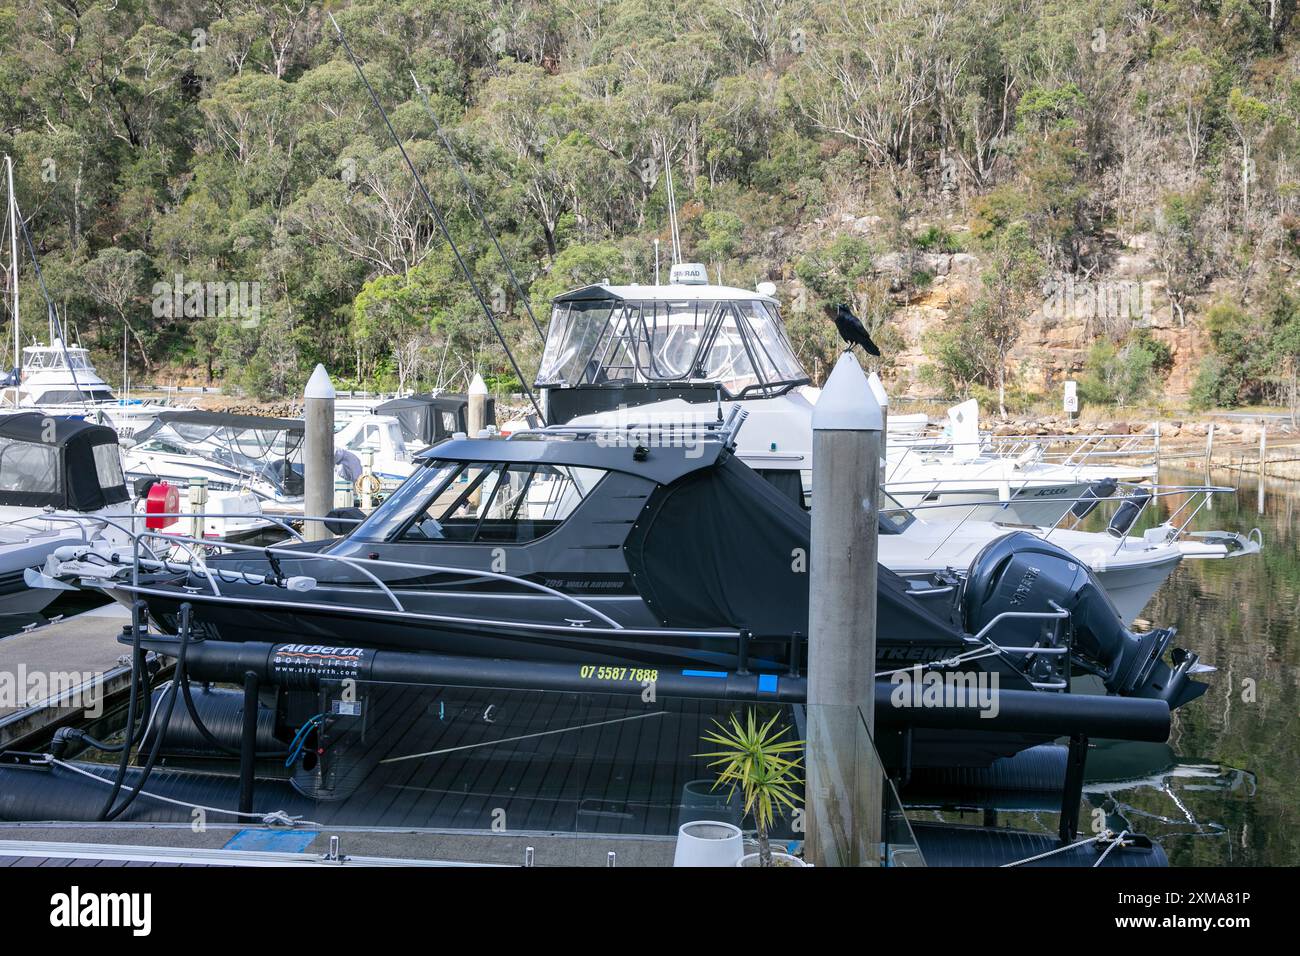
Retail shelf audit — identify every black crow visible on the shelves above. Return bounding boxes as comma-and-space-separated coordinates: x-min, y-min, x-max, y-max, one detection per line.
832, 303, 881, 356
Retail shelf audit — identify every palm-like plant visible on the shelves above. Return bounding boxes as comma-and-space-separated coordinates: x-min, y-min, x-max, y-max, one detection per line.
698, 710, 805, 866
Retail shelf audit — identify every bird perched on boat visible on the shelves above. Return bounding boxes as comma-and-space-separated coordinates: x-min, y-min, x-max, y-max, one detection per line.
831, 303, 881, 356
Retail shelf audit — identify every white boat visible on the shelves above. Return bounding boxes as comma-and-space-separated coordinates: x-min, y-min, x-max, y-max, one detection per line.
537, 264, 1134, 523
875, 489, 1257, 624
121, 410, 308, 505
0, 413, 274, 618
121, 409, 401, 512
334, 414, 415, 489
1, 340, 172, 441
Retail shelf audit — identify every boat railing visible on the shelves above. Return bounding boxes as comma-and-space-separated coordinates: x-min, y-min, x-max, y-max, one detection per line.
980, 428, 1160, 469
888, 430, 1158, 474
0, 508, 308, 546
880, 482, 1239, 561
522, 403, 750, 448
94, 517, 781, 652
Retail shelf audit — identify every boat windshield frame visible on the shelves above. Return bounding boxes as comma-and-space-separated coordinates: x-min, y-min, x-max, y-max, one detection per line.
536, 296, 810, 399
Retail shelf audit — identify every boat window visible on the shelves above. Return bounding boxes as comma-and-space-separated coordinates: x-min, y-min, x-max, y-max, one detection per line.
536, 301, 616, 385
879, 488, 915, 533
92, 443, 125, 491
401, 462, 606, 543
346, 424, 381, 452
536, 296, 808, 396
352, 458, 606, 544
349, 461, 460, 542
0, 437, 59, 494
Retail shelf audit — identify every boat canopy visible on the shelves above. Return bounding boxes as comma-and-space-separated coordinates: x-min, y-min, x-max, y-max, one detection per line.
0, 412, 128, 511
21, 342, 95, 372
130, 410, 306, 496
622, 453, 962, 638
537, 284, 809, 398
372, 393, 493, 447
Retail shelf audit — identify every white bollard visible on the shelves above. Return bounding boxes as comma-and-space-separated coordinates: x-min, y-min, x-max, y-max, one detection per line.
468, 372, 488, 439
805, 352, 882, 867
303, 364, 335, 541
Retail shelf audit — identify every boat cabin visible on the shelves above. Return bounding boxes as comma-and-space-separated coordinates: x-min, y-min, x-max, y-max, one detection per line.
0, 412, 129, 513
371, 393, 496, 448
12, 341, 117, 405
537, 275, 810, 422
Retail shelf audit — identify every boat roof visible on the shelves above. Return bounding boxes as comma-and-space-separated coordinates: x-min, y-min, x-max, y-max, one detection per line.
0, 411, 117, 446
153, 409, 303, 432
22, 339, 89, 353
553, 282, 778, 305
416, 431, 726, 485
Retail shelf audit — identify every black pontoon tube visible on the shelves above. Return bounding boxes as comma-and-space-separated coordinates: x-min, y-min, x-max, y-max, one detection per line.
125, 635, 1172, 742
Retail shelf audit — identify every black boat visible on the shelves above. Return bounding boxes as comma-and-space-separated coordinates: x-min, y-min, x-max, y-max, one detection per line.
50, 412, 1207, 717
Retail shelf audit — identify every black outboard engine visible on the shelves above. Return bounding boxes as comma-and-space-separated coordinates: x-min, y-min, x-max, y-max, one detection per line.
963, 532, 1207, 709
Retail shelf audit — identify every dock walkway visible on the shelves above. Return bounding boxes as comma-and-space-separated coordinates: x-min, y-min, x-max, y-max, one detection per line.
0, 604, 133, 749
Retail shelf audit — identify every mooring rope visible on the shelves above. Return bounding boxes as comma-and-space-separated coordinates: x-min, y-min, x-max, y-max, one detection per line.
999, 829, 1133, 868
44, 756, 319, 829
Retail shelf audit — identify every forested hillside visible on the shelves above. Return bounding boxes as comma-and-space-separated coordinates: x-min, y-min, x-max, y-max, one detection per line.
1, 1, 1299, 413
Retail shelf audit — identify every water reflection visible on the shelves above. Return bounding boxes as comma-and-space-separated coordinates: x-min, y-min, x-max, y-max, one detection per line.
909, 466, 1291, 865
1109, 466, 1296, 866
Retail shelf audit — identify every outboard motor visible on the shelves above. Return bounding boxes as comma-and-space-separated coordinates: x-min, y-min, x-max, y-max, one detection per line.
963, 532, 1207, 709
1070, 477, 1118, 519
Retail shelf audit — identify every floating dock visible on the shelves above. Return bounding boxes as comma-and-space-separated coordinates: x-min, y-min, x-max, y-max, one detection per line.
0, 604, 134, 749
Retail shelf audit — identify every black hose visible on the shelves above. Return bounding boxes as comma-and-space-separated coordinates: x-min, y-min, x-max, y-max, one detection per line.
101, 605, 193, 821
96, 621, 147, 818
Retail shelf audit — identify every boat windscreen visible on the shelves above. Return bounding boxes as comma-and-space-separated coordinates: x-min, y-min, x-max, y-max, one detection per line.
536, 298, 807, 397
349, 458, 605, 543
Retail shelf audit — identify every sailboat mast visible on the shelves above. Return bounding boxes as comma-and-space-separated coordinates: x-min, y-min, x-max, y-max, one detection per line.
5, 156, 17, 373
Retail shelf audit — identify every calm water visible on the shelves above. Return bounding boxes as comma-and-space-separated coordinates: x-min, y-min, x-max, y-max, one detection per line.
935, 466, 1296, 866
1105, 466, 1298, 866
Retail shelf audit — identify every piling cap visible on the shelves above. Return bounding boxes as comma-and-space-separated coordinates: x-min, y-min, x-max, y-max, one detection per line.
866, 371, 889, 409
305, 364, 335, 400
812, 352, 882, 432
469, 372, 488, 396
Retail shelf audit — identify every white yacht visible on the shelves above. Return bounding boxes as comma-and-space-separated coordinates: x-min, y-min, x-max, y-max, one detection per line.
0, 340, 172, 441
537, 264, 1120, 522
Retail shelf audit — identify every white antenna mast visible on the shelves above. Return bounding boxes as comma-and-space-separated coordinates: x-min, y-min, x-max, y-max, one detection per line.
662, 152, 681, 265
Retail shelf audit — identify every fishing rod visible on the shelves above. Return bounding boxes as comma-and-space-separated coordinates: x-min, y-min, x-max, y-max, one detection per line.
410, 72, 545, 348
327, 13, 544, 423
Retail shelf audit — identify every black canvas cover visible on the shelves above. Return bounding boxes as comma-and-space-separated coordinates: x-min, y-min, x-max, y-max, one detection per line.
0, 413, 129, 510
374, 394, 494, 447
623, 453, 964, 641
